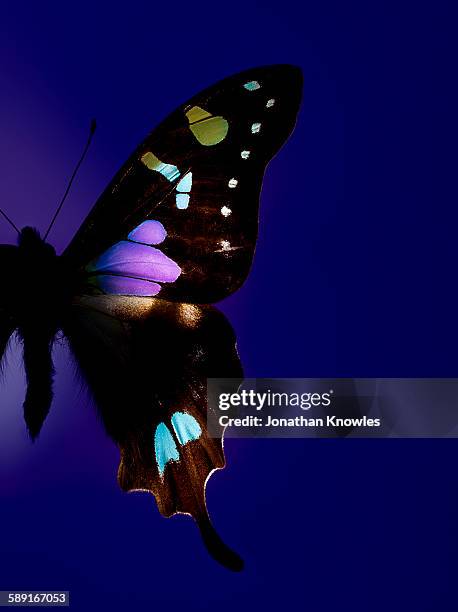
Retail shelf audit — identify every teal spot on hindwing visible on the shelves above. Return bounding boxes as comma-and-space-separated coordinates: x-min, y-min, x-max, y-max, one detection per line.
171, 412, 202, 445
155, 423, 179, 476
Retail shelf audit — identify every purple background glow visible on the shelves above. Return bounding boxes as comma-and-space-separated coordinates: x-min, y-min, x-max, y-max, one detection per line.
1, 2, 458, 611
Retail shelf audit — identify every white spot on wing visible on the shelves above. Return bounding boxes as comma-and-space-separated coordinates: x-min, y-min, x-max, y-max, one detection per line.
228, 178, 238, 188
216, 239, 242, 253
221, 206, 232, 217
241, 150, 251, 159
251, 122, 261, 134
266, 98, 275, 108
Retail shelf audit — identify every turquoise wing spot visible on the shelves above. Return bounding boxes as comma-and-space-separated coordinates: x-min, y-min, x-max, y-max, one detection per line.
176, 194, 190, 210
141, 152, 180, 182
175, 171, 193, 209
171, 412, 202, 446
176, 172, 192, 193
243, 80, 261, 91
154, 422, 179, 476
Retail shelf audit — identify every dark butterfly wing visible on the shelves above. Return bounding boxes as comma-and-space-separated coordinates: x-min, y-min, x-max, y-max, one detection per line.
63, 65, 302, 303
9, 66, 302, 566
63, 296, 244, 570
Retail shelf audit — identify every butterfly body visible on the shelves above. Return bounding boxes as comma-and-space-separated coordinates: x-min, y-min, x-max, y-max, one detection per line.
0, 228, 76, 437
0, 65, 302, 569
5, 228, 76, 321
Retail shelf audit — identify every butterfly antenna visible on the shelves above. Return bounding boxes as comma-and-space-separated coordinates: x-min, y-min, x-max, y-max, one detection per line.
44, 119, 97, 241
0, 207, 20, 234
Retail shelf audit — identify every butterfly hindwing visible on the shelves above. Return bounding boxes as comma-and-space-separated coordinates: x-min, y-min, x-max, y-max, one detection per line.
64, 65, 302, 303
63, 296, 244, 570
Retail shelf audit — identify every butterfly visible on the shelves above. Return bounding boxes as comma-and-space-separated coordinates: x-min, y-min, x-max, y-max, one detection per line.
0, 65, 302, 571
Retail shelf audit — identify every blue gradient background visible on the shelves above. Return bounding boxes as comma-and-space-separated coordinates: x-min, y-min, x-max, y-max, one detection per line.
0, 2, 457, 611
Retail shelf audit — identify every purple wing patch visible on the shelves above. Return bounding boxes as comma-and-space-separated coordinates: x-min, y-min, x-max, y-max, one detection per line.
128, 220, 167, 245
89, 241, 180, 282
86, 220, 181, 297
94, 275, 161, 296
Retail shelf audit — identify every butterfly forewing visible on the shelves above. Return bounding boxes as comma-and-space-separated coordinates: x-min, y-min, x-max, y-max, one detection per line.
64, 65, 302, 303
